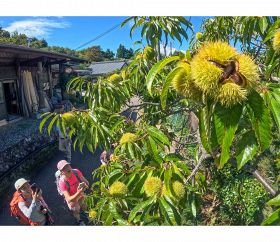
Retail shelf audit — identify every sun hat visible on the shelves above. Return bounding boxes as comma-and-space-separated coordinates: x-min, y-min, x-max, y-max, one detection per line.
57, 160, 71, 171
14, 178, 29, 190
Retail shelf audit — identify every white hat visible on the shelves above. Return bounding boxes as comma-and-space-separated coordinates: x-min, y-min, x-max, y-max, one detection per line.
14, 178, 29, 190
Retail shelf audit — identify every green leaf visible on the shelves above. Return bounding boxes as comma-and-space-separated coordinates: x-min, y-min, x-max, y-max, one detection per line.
47, 114, 59, 135
128, 197, 155, 222
235, 130, 258, 169
268, 91, 280, 134
164, 196, 182, 224
160, 67, 182, 109
148, 136, 161, 164
262, 208, 280, 225
39, 112, 54, 133
213, 103, 243, 168
175, 161, 190, 175
39, 112, 51, 119
247, 90, 272, 152
109, 170, 123, 185
108, 201, 129, 225
164, 169, 172, 194
258, 17, 268, 35
146, 56, 180, 96
120, 16, 134, 28
267, 194, 280, 206
131, 172, 147, 196
164, 153, 184, 162
191, 198, 197, 218
147, 126, 170, 146
159, 197, 180, 225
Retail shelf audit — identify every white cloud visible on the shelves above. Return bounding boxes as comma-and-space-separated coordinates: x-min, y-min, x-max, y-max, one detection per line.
160, 43, 183, 56
4, 18, 69, 38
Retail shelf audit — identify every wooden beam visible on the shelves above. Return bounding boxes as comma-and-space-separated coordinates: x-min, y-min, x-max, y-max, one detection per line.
37, 61, 45, 109
47, 62, 53, 97
15, 60, 23, 116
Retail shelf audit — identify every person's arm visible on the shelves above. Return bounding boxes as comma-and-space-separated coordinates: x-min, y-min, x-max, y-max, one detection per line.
62, 188, 84, 203
100, 151, 107, 164
76, 169, 89, 187
18, 191, 41, 219
80, 175, 89, 187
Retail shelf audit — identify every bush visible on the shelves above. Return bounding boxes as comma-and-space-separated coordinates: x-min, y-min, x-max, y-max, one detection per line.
211, 163, 269, 225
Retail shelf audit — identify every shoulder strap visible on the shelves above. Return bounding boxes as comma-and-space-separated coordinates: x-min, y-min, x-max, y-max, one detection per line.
72, 169, 82, 183
60, 169, 82, 194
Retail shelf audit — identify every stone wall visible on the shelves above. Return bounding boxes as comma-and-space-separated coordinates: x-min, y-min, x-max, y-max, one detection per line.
0, 118, 58, 197
0, 118, 57, 175
0, 142, 58, 200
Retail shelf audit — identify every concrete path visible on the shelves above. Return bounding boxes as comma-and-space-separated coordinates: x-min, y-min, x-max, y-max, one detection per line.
0, 147, 101, 226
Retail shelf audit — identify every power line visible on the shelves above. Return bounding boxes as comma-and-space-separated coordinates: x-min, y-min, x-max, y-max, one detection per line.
74, 22, 122, 51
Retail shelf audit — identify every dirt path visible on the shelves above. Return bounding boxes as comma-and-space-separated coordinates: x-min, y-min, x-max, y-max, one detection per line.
0, 147, 101, 226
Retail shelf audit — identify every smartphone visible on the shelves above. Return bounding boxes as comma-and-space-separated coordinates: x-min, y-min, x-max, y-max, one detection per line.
31, 183, 41, 194
78, 182, 86, 190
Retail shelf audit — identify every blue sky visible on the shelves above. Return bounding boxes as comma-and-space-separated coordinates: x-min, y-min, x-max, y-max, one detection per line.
0, 16, 206, 53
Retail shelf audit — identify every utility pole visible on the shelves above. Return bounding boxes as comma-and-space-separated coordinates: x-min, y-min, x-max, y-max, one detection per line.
157, 40, 161, 61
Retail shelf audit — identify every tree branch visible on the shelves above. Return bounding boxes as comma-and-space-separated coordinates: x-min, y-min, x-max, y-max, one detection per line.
186, 153, 212, 183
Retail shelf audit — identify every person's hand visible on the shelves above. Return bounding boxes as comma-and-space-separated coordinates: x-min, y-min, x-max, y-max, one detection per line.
41, 208, 48, 214
31, 190, 40, 202
77, 185, 84, 194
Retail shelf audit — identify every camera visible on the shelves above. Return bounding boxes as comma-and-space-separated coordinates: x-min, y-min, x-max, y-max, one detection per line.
31, 183, 42, 194
78, 182, 87, 190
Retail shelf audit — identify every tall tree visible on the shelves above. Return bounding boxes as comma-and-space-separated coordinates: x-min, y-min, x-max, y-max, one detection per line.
116, 44, 134, 59
84, 46, 104, 62
102, 49, 115, 60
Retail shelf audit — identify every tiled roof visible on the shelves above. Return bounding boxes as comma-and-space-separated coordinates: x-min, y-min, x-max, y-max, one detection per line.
89, 60, 127, 75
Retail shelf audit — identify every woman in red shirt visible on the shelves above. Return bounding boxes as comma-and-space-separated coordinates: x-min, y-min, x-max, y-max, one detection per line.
57, 160, 89, 225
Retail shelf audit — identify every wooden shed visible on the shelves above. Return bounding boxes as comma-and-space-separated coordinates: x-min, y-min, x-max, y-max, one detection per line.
0, 43, 84, 125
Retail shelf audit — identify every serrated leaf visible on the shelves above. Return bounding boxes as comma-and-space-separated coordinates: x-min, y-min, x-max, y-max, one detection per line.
191, 199, 197, 218
164, 153, 184, 162
267, 194, 280, 206
213, 103, 243, 168
159, 197, 180, 225
235, 130, 258, 169
147, 126, 170, 146
247, 90, 272, 152
164, 169, 172, 194
128, 197, 155, 222
47, 114, 59, 135
268, 91, 280, 135
108, 201, 129, 225
148, 136, 161, 164
39, 112, 54, 133
258, 17, 268, 35
127, 142, 136, 160
175, 161, 190, 175
262, 208, 280, 225
160, 67, 182, 109
146, 56, 180, 96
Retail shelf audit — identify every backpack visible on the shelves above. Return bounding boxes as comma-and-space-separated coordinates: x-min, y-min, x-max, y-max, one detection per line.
55, 169, 82, 196
10, 191, 40, 226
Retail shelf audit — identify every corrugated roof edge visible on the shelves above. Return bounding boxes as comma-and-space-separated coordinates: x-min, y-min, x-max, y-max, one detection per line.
0, 43, 86, 63
90, 59, 128, 64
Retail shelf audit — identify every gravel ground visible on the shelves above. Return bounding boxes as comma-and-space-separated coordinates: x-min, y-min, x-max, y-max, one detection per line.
0, 118, 41, 153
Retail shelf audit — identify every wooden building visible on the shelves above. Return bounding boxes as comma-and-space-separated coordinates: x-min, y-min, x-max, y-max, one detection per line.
0, 43, 84, 125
